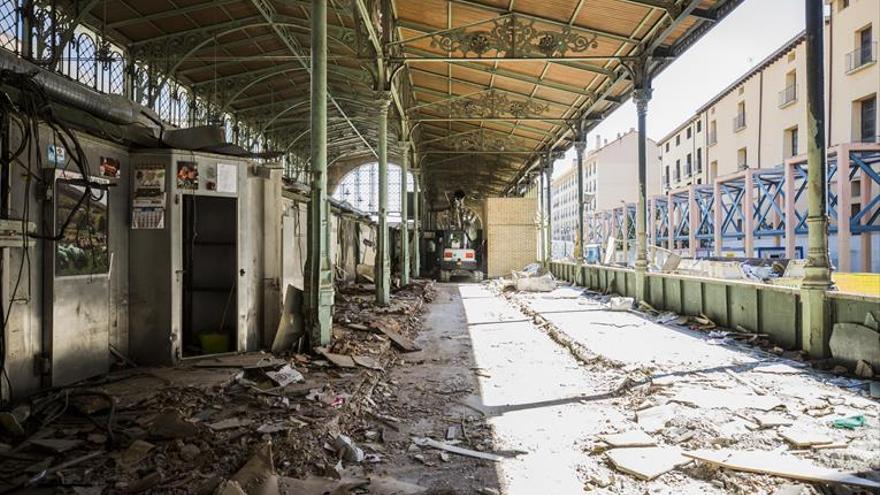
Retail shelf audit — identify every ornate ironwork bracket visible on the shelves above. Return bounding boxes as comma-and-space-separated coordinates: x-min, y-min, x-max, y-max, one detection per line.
424, 14, 599, 59
413, 89, 549, 119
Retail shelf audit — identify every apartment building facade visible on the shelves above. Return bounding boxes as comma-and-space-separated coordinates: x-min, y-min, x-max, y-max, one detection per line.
660, 0, 878, 192
551, 130, 661, 257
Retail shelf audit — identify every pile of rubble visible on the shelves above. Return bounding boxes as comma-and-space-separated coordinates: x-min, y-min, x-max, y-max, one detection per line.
507, 287, 880, 494
0, 280, 436, 494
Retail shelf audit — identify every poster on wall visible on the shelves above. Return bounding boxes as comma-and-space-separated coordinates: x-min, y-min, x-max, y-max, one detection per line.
203, 163, 218, 191
132, 166, 166, 206
176, 161, 199, 190
132, 165, 166, 229
100, 157, 121, 178
216, 163, 237, 194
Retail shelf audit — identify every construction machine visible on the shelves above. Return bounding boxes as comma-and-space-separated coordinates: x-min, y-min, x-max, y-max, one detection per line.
434, 190, 484, 282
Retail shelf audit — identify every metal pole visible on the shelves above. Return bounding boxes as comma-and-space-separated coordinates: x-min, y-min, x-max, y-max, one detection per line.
575, 140, 586, 279
544, 158, 553, 264
539, 171, 546, 262
399, 140, 410, 286
801, 0, 832, 356
412, 168, 421, 277
306, 0, 333, 346
375, 91, 392, 305
633, 85, 653, 303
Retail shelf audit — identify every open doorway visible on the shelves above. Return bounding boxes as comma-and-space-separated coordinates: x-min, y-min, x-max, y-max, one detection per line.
181, 195, 237, 356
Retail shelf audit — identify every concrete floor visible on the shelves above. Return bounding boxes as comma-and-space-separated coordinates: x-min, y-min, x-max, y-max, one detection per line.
403, 283, 880, 494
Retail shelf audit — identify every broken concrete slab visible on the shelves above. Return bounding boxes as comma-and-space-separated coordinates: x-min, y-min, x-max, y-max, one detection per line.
636, 404, 676, 433
598, 430, 656, 448
753, 413, 793, 428
778, 427, 834, 448
829, 323, 880, 369
316, 348, 357, 368
373, 323, 421, 352
684, 449, 880, 489
352, 355, 383, 370
605, 447, 691, 481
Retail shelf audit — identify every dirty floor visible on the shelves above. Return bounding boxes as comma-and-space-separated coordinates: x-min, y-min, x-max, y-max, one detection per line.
2, 281, 878, 494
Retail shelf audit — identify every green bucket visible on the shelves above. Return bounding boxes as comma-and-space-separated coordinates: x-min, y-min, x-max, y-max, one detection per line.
198, 333, 230, 354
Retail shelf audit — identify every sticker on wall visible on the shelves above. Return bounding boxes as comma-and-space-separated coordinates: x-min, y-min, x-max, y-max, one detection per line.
176, 161, 199, 190
100, 156, 121, 178
132, 206, 165, 229
203, 163, 218, 191
47, 144, 66, 165
133, 166, 166, 207
216, 163, 237, 194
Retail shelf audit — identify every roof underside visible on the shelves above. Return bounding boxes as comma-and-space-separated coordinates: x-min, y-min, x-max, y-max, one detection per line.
63, 0, 743, 202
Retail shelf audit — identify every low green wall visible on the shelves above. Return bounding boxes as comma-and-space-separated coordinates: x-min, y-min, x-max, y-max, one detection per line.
549, 261, 879, 352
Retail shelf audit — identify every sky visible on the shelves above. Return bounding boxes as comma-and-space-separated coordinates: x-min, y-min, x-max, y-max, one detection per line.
553, 0, 807, 177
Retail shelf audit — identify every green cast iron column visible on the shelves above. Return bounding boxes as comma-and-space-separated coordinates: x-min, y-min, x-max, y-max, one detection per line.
575, 139, 586, 282
306, 0, 333, 345
375, 91, 392, 305
633, 86, 652, 303
801, 0, 832, 356
399, 140, 410, 286
539, 171, 546, 262
411, 168, 421, 277
544, 156, 554, 264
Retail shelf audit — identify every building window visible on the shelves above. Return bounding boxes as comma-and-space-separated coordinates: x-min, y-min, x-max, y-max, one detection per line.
676, 135, 681, 146
665, 142, 670, 152
734, 102, 746, 131
847, 26, 876, 73
737, 147, 748, 169
779, 71, 797, 107
675, 160, 681, 181
686, 153, 692, 175
708, 120, 717, 145
859, 95, 877, 143
696, 148, 703, 173
686, 127, 692, 139
696, 120, 702, 133
785, 126, 798, 157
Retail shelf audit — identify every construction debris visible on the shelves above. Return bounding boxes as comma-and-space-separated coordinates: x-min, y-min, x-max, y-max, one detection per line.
684, 449, 880, 489
0, 280, 437, 493
412, 437, 506, 462
606, 447, 691, 480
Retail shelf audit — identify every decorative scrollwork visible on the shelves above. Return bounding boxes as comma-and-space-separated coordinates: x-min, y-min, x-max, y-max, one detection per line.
448, 130, 516, 152
447, 90, 548, 118
429, 15, 598, 58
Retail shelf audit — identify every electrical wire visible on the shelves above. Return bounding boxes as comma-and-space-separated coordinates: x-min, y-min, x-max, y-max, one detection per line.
0, 69, 103, 399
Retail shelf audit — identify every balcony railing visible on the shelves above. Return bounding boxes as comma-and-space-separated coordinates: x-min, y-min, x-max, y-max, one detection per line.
846, 42, 877, 73
778, 84, 797, 107
733, 113, 746, 131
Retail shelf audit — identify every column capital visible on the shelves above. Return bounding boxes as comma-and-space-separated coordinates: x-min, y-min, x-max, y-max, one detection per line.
574, 140, 587, 155
376, 91, 393, 111
397, 139, 411, 150
632, 87, 653, 117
